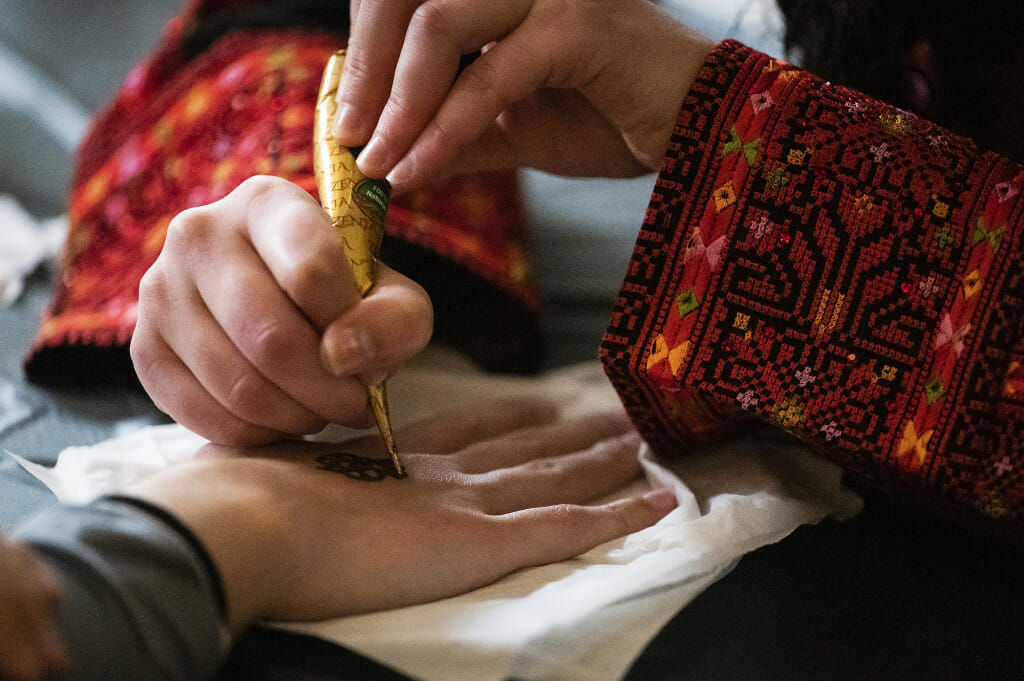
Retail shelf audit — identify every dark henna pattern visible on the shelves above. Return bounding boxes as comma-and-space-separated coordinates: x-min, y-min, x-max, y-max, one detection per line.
315, 452, 408, 481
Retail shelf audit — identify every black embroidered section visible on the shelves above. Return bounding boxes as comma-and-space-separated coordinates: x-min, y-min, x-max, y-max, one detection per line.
315, 452, 408, 481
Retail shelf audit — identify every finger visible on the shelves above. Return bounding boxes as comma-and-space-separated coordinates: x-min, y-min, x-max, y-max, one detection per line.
456, 410, 633, 473
474, 431, 646, 514
334, 0, 422, 147
320, 264, 433, 379
356, 0, 533, 179
397, 397, 559, 454
131, 327, 290, 445
240, 176, 361, 332
383, 9, 558, 186
142, 284, 329, 437
188, 211, 371, 427
496, 488, 677, 567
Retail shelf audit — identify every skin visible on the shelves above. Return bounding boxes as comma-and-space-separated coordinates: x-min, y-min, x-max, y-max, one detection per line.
0, 535, 68, 681
131, 175, 434, 446
132, 1, 714, 446
125, 399, 677, 633
334, 0, 715, 189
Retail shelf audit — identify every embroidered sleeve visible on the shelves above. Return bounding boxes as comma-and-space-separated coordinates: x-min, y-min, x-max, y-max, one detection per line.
600, 40, 1024, 538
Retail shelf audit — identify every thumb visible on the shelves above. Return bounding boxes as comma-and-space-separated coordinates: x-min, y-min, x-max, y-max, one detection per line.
319, 263, 434, 380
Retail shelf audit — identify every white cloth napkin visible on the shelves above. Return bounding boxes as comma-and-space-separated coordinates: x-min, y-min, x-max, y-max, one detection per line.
0, 195, 66, 306
11, 355, 862, 681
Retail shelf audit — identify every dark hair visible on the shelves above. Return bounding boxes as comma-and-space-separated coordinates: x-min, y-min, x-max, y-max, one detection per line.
777, 0, 1024, 161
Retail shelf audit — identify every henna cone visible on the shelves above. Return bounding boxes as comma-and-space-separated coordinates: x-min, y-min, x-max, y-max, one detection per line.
314, 50, 403, 477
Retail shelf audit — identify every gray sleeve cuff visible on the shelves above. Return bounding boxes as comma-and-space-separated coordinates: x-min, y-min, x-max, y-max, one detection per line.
13, 497, 230, 681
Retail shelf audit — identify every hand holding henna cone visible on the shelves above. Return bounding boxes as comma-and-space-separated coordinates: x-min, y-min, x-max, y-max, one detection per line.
314, 50, 404, 477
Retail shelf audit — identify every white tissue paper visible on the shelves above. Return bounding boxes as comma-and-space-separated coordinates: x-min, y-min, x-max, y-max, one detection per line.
0, 195, 66, 306
12, 354, 862, 681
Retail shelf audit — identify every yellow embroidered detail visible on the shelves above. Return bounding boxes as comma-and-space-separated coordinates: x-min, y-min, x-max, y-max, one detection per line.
853, 193, 874, 215
771, 397, 806, 429
646, 334, 669, 371
713, 182, 737, 212
787, 148, 807, 166
1004, 361, 1023, 397
879, 112, 911, 136
898, 420, 933, 465
668, 341, 690, 377
962, 270, 982, 299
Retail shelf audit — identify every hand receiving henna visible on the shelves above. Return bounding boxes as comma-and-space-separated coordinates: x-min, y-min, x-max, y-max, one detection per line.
335, 0, 714, 189
131, 175, 433, 446
125, 398, 676, 632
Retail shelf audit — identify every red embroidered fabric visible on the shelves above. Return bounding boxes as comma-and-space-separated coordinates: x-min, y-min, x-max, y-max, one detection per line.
601, 41, 1024, 538
25, 2, 539, 383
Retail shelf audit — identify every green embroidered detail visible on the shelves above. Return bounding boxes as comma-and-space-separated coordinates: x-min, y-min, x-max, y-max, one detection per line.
722, 126, 760, 166
934, 225, 954, 249
766, 165, 789, 193
675, 288, 699, 318
925, 376, 945, 405
973, 217, 1004, 252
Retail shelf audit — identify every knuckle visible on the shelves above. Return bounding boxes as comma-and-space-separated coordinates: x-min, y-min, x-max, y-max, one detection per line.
457, 56, 502, 99
546, 503, 587, 527
165, 205, 214, 248
341, 46, 375, 89
246, 319, 295, 367
409, 2, 456, 44
222, 370, 268, 417
277, 250, 335, 304
135, 266, 165, 306
606, 498, 636, 534
520, 457, 562, 477
236, 173, 285, 199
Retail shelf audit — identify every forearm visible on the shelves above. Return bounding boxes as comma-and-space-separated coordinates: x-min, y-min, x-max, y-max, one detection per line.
602, 40, 1024, 537
13, 499, 229, 681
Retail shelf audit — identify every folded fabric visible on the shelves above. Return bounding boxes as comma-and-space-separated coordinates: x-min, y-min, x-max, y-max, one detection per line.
11, 355, 861, 681
0, 196, 66, 307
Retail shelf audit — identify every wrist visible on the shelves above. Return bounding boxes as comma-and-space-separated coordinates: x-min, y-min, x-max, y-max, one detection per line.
596, 4, 715, 172
125, 459, 293, 634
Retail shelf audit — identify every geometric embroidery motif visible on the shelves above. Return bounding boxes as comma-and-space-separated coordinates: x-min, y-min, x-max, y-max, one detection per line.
973, 217, 1004, 252
898, 420, 933, 465
722, 126, 760, 166
713, 182, 738, 212
925, 376, 945, 405
676, 288, 700, 318
962, 270, 982, 298
599, 40, 1024, 540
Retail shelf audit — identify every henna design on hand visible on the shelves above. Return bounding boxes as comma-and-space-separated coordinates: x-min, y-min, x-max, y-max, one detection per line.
315, 452, 408, 481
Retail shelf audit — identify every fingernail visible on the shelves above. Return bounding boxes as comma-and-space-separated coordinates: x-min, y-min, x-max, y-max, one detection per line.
642, 488, 677, 512
323, 327, 376, 377
385, 156, 412, 189
332, 103, 359, 143
356, 136, 386, 176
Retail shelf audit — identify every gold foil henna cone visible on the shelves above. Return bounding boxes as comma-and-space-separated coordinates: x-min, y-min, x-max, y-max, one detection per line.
315, 50, 404, 477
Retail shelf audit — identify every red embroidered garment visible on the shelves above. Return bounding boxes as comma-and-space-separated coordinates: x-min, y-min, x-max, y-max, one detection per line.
25, 0, 540, 383
601, 41, 1024, 539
